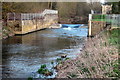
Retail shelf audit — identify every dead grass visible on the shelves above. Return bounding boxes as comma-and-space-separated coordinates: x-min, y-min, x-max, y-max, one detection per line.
56, 29, 119, 78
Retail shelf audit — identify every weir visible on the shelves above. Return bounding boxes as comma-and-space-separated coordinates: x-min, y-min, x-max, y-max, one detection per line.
61, 24, 81, 28
7, 9, 58, 34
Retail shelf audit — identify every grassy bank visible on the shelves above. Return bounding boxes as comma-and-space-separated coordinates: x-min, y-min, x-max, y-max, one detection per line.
56, 28, 119, 78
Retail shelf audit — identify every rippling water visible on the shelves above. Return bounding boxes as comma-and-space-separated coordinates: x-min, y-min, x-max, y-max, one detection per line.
2, 27, 88, 78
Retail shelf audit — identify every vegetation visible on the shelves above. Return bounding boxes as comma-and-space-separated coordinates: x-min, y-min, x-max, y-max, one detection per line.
40, 64, 46, 69
111, 2, 120, 14
107, 29, 119, 45
37, 64, 53, 76
2, 2, 102, 24
57, 2, 101, 24
2, 2, 53, 19
2, 26, 14, 39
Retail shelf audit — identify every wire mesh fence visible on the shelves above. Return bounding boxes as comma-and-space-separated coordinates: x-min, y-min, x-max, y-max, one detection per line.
7, 13, 44, 20
91, 14, 120, 28
106, 14, 120, 27
7, 9, 58, 21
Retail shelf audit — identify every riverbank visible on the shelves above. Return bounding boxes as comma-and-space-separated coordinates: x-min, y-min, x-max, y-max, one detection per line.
56, 28, 119, 78
2, 26, 14, 39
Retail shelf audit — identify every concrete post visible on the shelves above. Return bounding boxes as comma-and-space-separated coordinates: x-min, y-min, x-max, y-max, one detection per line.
14, 12, 15, 21
88, 14, 92, 36
89, 20, 92, 36
21, 13, 23, 33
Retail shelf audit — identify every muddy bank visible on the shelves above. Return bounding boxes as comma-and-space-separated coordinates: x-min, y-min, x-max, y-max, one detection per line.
56, 29, 119, 78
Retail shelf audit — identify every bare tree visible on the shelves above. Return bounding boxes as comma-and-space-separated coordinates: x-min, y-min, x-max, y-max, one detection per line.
87, 0, 102, 13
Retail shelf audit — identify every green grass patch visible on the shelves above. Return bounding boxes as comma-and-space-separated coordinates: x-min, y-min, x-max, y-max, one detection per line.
37, 64, 53, 76
113, 62, 120, 77
107, 29, 119, 45
104, 60, 120, 78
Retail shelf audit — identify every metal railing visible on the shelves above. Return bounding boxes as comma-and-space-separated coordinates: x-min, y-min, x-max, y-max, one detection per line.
7, 13, 44, 20
7, 9, 58, 21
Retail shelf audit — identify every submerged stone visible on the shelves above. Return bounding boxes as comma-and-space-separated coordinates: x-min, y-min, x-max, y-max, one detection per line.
61, 54, 67, 58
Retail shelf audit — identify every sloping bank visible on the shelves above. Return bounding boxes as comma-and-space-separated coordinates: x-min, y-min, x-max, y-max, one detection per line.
55, 28, 119, 78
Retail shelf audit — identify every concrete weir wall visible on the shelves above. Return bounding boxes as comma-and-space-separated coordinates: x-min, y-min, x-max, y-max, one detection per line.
7, 9, 58, 34
21, 15, 58, 34
7, 15, 58, 34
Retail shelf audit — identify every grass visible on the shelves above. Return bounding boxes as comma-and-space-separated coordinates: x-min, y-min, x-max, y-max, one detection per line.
104, 60, 120, 78
112, 61, 120, 77
107, 29, 119, 45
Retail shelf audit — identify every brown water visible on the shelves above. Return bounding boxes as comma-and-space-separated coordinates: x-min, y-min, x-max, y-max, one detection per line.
2, 27, 88, 78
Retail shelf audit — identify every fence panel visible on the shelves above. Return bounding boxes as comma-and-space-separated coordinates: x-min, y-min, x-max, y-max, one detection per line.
91, 14, 120, 28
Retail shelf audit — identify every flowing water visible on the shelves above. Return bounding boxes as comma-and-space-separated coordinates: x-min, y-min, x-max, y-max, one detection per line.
2, 25, 88, 78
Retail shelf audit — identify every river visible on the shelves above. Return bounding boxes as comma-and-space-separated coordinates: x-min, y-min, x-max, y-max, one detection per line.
2, 25, 88, 78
